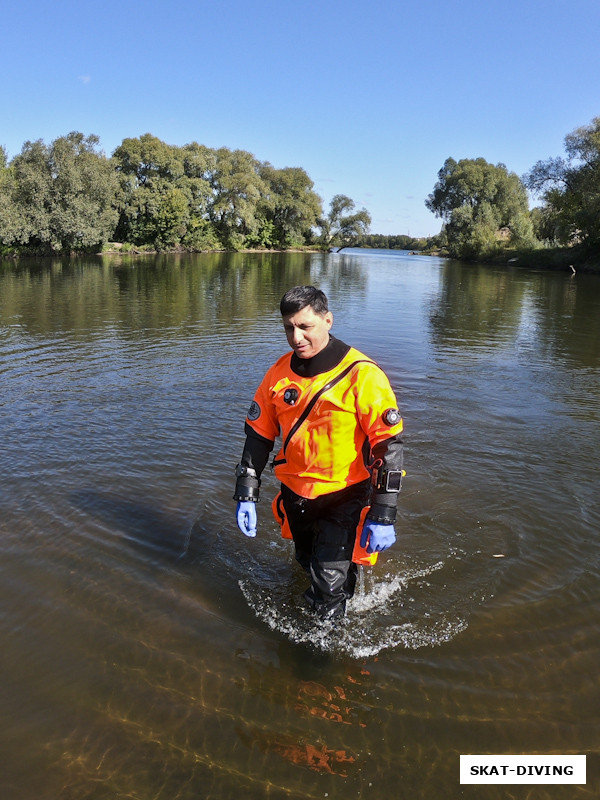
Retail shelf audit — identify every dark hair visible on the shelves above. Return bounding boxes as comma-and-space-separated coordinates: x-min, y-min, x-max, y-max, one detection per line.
280, 285, 329, 316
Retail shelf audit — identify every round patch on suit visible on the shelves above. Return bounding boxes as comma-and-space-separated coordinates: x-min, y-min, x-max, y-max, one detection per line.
247, 400, 261, 421
383, 408, 400, 426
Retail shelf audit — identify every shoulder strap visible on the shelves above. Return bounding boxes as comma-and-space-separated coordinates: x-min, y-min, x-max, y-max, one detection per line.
281, 359, 373, 456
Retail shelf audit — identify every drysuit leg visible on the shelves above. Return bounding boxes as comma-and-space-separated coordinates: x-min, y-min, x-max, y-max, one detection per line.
309, 529, 356, 618
281, 482, 367, 619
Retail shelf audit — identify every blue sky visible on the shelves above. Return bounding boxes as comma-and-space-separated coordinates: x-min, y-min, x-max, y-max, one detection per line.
2, 0, 600, 236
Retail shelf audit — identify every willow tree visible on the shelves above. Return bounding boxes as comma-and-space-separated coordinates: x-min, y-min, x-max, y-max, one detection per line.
318, 194, 371, 250
113, 134, 191, 249
207, 147, 267, 249
0, 133, 119, 253
180, 142, 219, 250
524, 116, 600, 250
426, 157, 535, 259
256, 163, 322, 248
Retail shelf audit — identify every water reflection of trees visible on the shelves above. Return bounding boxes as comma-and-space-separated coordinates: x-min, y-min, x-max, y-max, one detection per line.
429, 261, 526, 349
428, 261, 600, 368
0, 253, 367, 340
528, 272, 600, 367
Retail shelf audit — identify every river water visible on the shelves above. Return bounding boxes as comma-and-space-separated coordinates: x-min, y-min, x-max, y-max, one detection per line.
0, 249, 598, 799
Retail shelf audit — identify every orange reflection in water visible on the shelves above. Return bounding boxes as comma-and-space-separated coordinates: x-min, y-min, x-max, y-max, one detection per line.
295, 680, 367, 727
270, 736, 356, 776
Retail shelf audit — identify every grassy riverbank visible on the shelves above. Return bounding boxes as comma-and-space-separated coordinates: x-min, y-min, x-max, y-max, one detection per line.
94, 243, 319, 256
487, 246, 600, 273
421, 244, 600, 273
3, 240, 599, 274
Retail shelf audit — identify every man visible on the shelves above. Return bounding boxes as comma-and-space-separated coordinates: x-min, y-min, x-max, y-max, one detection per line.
233, 285, 404, 620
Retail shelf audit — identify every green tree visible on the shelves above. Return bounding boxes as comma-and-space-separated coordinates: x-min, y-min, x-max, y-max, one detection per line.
151, 187, 190, 249
113, 134, 191, 248
0, 146, 19, 248
256, 163, 322, 248
180, 141, 215, 242
426, 157, 535, 259
318, 194, 371, 250
208, 147, 266, 249
0, 132, 119, 253
524, 116, 600, 249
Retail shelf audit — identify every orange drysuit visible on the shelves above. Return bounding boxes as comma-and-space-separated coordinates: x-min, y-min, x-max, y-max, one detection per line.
235, 334, 404, 619
245, 345, 404, 499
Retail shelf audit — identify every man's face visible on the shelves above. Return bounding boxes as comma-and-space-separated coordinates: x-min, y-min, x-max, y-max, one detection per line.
282, 305, 333, 359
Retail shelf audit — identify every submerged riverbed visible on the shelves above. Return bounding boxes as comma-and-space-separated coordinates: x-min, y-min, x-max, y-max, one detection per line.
1, 249, 598, 798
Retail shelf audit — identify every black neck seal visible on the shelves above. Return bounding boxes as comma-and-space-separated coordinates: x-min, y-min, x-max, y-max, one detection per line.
290, 335, 351, 378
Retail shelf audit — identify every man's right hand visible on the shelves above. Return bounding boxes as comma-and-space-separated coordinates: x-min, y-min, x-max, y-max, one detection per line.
236, 501, 257, 537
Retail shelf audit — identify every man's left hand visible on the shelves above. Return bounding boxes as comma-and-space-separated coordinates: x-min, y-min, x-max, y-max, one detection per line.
360, 520, 396, 553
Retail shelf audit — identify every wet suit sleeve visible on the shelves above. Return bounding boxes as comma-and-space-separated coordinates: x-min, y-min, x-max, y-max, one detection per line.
233, 427, 275, 502
241, 425, 274, 477
354, 362, 404, 524
234, 367, 278, 501
241, 363, 280, 476
369, 435, 404, 523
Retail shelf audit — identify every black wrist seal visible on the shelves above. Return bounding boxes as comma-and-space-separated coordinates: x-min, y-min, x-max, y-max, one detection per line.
367, 501, 397, 525
233, 464, 261, 502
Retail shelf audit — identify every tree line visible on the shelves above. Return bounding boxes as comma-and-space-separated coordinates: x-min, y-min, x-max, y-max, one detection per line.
0, 132, 371, 255
3, 116, 599, 262
425, 115, 600, 262
360, 233, 432, 251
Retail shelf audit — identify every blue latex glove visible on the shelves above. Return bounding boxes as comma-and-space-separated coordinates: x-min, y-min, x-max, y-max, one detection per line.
236, 501, 257, 537
360, 519, 396, 554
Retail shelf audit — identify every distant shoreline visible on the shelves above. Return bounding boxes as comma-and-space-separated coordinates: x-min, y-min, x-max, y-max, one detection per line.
3, 243, 599, 273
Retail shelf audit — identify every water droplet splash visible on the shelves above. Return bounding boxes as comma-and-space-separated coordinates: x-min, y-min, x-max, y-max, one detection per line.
239, 558, 468, 658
